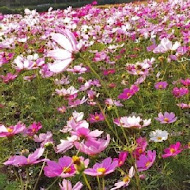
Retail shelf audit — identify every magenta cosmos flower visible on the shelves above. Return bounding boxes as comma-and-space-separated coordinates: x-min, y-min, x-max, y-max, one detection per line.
154, 81, 168, 89
155, 112, 177, 124
44, 156, 76, 178
118, 85, 139, 100
172, 87, 189, 98
180, 78, 190, 86
24, 122, 42, 136
113, 151, 128, 167
0, 123, 26, 138
4, 148, 46, 167
162, 142, 182, 158
59, 179, 83, 190
88, 112, 105, 123
136, 150, 156, 172
84, 157, 117, 176
47, 29, 80, 73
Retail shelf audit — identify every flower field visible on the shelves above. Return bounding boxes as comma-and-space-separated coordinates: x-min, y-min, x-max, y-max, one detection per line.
0, 0, 190, 189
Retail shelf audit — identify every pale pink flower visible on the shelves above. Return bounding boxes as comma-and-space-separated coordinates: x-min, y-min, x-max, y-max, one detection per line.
59, 179, 83, 190
155, 112, 177, 124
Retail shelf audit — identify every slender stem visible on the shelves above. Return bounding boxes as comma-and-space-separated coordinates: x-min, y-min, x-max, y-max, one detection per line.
97, 176, 101, 190
82, 173, 92, 190
33, 151, 49, 190
25, 167, 29, 190
46, 178, 59, 190
19, 172, 24, 190
102, 177, 105, 190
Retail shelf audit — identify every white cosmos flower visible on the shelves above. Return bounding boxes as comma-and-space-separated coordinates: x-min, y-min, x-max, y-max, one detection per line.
149, 130, 169, 142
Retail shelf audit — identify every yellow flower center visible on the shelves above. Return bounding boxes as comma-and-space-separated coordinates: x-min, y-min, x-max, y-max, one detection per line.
63, 167, 71, 173
158, 85, 163, 89
72, 156, 81, 165
157, 136, 162, 140
97, 167, 106, 174
170, 148, 176, 154
188, 142, 190, 149
94, 116, 100, 120
7, 128, 13, 133
145, 161, 151, 167
138, 148, 143, 154
164, 118, 169, 122
123, 175, 130, 183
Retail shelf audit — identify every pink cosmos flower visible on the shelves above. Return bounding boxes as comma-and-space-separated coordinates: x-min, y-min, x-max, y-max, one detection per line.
88, 112, 105, 123
136, 150, 156, 172
155, 112, 177, 124
57, 106, 67, 113
55, 86, 78, 100
0, 123, 26, 138
44, 156, 76, 178
67, 65, 87, 74
74, 134, 110, 156
84, 157, 117, 176
180, 78, 190, 86
103, 69, 115, 76
118, 85, 139, 100
172, 87, 189, 98
93, 51, 107, 62
105, 98, 123, 107
4, 148, 46, 167
162, 142, 182, 158
68, 96, 87, 108
154, 81, 168, 89
177, 103, 190, 109
0, 73, 17, 83
47, 30, 80, 73
24, 122, 42, 136
114, 151, 128, 167
114, 116, 151, 129
133, 137, 148, 158
111, 166, 135, 190
59, 179, 83, 190
33, 131, 53, 147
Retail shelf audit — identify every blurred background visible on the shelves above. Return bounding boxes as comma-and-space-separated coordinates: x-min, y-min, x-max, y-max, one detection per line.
0, 0, 140, 14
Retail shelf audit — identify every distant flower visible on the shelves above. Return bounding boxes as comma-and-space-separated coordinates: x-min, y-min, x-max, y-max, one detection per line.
172, 87, 189, 98
55, 86, 78, 100
24, 122, 42, 136
111, 166, 135, 190
67, 65, 87, 74
88, 112, 105, 123
44, 156, 76, 178
162, 142, 182, 158
133, 137, 148, 158
0, 73, 17, 83
114, 116, 151, 129
136, 150, 156, 172
177, 103, 190, 109
0, 123, 26, 138
114, 151, 128, 167
155, 112, 177, 124
33, 131, 53, 147
84, 157, 117, 176
4, 148, 46, 167
59, 179, 83, 190
57, 106, 67, 113
154, 81, 168, 89
180, 78, 190, 86
93, 51, 107, 62
149, 130, 169, 142
105, 98, 123, 107
103, 68, 115, 76
118, 85, 139, 100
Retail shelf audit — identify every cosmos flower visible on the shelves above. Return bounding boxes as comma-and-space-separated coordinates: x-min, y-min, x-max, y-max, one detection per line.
88, 112, 105, 123
113, 151, 128, 167
118, 85, 139, 100
162, 142, 182, 158
111, 166, 135, 190
44, 156, 76, 178
59, 179, 83, 190
114, 116, 151, 129
4, 148, 47, 167
84, 157, 117, 176
0, 123, 26, 138
136, 150, 156, 172
149, 130, 169, 142
47, 30, 80, 73
154, 81, 168, 89
24, 122, 42, 136
155, 112, 177, 124
172, 87, 189, 98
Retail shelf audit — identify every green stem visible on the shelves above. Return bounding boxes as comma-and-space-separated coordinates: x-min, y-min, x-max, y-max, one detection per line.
19, 172, 24, 190
25, 167, 29, 190
97, 176, 101, 190
82, 173, 92, 190
33, 151, 49, 190
46, 178, 59, 190
102, 177, 105, 190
